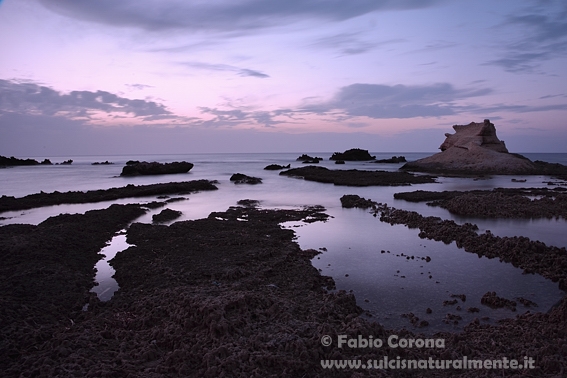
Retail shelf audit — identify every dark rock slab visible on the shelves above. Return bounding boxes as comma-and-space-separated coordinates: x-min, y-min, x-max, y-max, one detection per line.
280, 166, 436, 186
120, 161, 193, 176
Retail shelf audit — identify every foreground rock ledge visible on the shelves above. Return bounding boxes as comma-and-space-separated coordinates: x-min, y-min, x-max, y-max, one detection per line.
401, 120, 567, 176
2, 202, 566, 376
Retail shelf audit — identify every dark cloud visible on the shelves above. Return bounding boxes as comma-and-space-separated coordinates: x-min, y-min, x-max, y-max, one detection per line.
0, 79, 173, 119
198, 107, 289, 128
311, 32, 404, 56
39, 0, 442, 32
180, 62, 269, 78
484, 2, 567, 73
300, 83, 492, 119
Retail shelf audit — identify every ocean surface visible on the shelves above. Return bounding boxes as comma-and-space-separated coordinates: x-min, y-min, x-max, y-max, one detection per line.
1, 152, 566, 332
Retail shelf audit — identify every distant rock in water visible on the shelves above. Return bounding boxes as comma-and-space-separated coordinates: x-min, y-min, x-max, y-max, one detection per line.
121, 161, 194, 176
264, 164, 290, 170
374, 156, 407, 163
230, 173, 262, 184
296, 154, 322, 162
92, 161, 114, 165
401, 120, 567, 175
0, 155, 52, 166
330, 148, 375, 161
302, 159, 320, 164
58, 159, 73, 165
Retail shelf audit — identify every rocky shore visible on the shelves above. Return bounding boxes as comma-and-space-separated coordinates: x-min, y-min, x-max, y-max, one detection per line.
1, 180, 567, 376
0, 180, 217, 213
393, 187, 567, 219
280, 166, 437, 186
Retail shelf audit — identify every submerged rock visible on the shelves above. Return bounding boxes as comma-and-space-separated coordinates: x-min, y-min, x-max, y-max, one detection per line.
121, 161, 193, 176
401, 120, 549, 175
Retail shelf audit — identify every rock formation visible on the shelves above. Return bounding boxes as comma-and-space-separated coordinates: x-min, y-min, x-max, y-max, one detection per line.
330, 148, 375, 161
120, 161, 193, 176
264, 164, 290, 170
401, 120, 541, 175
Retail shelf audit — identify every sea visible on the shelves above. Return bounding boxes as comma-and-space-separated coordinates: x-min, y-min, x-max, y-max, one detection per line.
1, 152, 566, 333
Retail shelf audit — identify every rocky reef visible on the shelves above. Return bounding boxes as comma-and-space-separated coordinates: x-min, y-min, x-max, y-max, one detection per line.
0, 180, 217, 213
120, 161, 193, 176
401, 120, 567, 175
280, 166, 436, 186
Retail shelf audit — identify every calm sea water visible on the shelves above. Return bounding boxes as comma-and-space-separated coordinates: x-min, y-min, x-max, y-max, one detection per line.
1, 152, 566, 331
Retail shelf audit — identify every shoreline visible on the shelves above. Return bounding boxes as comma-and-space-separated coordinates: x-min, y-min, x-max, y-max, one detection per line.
1, 182, 566, 376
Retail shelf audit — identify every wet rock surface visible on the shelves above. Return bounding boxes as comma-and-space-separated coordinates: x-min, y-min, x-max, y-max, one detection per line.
394, 187, 567, 219
0, 180, 217, 213
280, 166, 437, 186
120, 161, 194, 176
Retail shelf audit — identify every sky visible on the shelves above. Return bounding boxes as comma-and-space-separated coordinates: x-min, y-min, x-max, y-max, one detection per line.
1, 0, 566, 156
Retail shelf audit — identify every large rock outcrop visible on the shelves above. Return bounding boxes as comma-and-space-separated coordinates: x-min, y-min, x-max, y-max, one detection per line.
401, 120, 539, 175
120, 161, 193, 176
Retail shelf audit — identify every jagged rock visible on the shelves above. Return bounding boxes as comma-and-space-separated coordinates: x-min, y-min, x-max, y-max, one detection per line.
230, 173, 262, 184
0, 155, 41, 166
296, 154, 322, 162
92, 161, 114, 165
121, 161, 193, 176
264, 164, 290, 170
400, 120, 539, 175
330, 148, 375, 161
